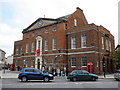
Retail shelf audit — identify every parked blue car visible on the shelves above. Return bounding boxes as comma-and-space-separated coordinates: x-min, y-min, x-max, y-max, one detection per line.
18, 68, 54, 82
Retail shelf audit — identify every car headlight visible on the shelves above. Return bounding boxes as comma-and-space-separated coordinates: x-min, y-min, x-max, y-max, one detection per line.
49, 74, 53, 77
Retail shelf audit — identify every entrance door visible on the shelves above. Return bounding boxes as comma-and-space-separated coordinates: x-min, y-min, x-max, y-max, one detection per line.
37, 59, 40, 69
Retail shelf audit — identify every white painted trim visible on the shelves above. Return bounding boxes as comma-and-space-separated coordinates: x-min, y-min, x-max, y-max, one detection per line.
14, 50, 104, 59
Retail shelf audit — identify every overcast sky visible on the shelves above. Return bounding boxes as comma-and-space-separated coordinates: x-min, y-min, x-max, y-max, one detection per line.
0, 0, 119, 57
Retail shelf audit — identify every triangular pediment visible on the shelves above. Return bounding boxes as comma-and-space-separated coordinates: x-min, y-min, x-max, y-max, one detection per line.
23, 18, 60, 32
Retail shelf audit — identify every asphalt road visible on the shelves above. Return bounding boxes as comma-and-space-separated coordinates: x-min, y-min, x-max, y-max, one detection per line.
1, 77, 120, 89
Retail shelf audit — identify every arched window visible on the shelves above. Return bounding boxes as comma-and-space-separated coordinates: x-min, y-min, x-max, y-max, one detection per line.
74, 19, 77, 27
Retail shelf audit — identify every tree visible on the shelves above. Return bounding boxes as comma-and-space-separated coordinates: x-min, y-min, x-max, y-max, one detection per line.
112, 47, 120, 69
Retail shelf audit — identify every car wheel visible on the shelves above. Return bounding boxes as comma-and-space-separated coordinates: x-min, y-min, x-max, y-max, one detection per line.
21, 76, 28, 82
92, 77, 96, 81
70, 78, 73, 81
44, 77, 49, 82
115, 79, 119, 81
72, 78, 77, 82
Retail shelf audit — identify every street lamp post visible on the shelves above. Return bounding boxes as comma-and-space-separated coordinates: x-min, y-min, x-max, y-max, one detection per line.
53, 55, 61, 76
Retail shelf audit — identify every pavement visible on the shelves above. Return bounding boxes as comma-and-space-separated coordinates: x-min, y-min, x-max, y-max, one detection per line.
0, 70, 115, 79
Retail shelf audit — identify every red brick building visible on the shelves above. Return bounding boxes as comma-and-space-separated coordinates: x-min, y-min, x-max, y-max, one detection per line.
13, 7, 115, 75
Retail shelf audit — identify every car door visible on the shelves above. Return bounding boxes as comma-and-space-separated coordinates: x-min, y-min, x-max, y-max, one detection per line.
25, 69, 35, 80
81, 70, 90, 80
76, 70, 83, 80
32, 69, 44, 80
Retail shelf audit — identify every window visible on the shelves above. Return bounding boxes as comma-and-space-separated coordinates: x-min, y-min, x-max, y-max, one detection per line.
52, 25, 56, 32
52, 37, 57, 50
26, 43, 29, 53
81, 57, 87, 67
45, 28, 49, 33
20, 47, 22, 54
81, 34, 86, 48
38, 40, 41, 50
32, 32, 34, 37
74, 19, 77, 27
31, 59, 34, 67
25, 69, 33, 72
16, 47, 19, 55
71, 36, 76, 49
31, 42, 34, 52
101, 37, 104, 49
38, 30, 41, 35
26, 33, 29, 38
71, 58, 76, 67
45, 39, 48, 51
106, 38, 109, 50
109, 41, 112, 52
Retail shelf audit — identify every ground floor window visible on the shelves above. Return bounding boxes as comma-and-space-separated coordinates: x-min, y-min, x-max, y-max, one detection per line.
71, 58, 76, 67
81, 56, 87, 67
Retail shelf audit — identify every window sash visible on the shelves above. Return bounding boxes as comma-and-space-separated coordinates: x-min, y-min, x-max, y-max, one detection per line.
52, 38, 57, 50
102, 37, 104, 49
26, 43, 29, 53
71, 36, 76, 49
81, 34, 86, 48
45, 39, 48, 51
81, 57, 87, 67
74, 19, 77, 27
31, 42, 34, 52
71, 58, 76, 67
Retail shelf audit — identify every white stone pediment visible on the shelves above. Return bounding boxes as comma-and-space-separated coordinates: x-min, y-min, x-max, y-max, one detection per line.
27, 18, 57, 31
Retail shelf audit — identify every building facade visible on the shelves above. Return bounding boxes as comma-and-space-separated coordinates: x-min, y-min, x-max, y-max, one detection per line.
0, 49, 6, 69
13, 7, 115, 75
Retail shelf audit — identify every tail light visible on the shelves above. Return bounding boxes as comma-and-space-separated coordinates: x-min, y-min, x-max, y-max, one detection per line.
19, 72, 22, 75
70, 71, 75, 73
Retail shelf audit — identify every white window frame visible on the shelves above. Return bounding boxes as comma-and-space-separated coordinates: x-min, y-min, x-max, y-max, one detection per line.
71, 58, 76, 67
26, 43, 29, 53
106, 38, 109, 50
81, 56, 87, 67
71, 36, 76, 49
101, 37, 104, 49
52, 25, 56, 32
31, 42, 34, 52
45, 39, 48, 51
81, 34, 86, 48
52, 37, 57, 50
109, 40, 112, 52
74, 19, 77, 27
45, 28, 49, 34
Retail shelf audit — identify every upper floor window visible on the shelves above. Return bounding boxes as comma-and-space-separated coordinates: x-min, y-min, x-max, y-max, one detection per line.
45, 28, 49, 34
16, 47, 19, 55
38, 30, 41, 35
52, 25, 56, 32
74, 19, 77, 27
71, 58, 76, 67
45, 39, 48, 51
106, 38, 109, 50
101, 37, 104, 49
52, 37, 57, 50
71, 36, 76, 49
26, 33, 29, 39
31, 42, 34, 52
26, 43, 29, 53
20, 47, 22, 54
109, 40, 112, 52
38, 40, 41, 50
32, 32, 35, 37
81, 34, 86, 48
81, 56, 87, 67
